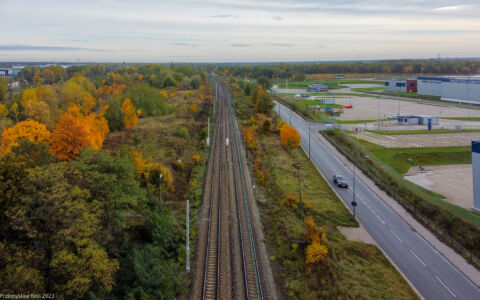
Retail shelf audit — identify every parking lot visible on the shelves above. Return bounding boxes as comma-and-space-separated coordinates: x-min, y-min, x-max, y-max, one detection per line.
335, 96, 480, 121
352, 131, 480, 148
404, 165, 473, 210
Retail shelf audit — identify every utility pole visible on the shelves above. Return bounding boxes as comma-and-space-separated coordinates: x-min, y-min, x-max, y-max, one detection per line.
159, 173, 163, 208
351, 165, 357, 217
377, 97, 380, 129
186, 199, 190, 272
289, 110, 292, 125
308, 123, 311, 158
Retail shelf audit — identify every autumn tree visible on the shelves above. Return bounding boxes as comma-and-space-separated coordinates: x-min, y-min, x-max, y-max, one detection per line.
122, 98, 138, 128
50, 110, 90, 160
304, 216, 328, 264
0, 120, 51, 156
21, 88, 52, 128
189, 103, 197, 113
305, 242, 328, 264
50, 105, 109, 160
280, 125, 301, 148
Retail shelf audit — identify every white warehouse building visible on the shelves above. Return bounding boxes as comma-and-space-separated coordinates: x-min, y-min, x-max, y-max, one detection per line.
417, 76, 480, 104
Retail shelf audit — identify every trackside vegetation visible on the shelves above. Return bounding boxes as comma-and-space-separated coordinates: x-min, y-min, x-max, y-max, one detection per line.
0, 63, 212, 298
229, 77, 418, 299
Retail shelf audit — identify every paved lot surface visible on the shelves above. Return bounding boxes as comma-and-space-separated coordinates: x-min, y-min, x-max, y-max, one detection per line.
352, 131, 480, 148
338, 225, 378, 245
404, 165, 474, 210
335, 96, 480, 120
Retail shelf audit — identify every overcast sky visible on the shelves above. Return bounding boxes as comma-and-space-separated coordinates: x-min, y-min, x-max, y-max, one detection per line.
1, 0, 479, 63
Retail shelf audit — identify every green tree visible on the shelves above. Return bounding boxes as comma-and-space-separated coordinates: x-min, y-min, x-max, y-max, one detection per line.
128, 83, 170, 116
256, 75, 271, 89
255, 89, 274, 114
0, 78, 7, 100
105, 98, 125, 131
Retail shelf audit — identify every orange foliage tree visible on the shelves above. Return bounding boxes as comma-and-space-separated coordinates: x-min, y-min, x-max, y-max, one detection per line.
304, 216, 329, 264
189, 103, 197, 113
243, 127, 257, 150
121, 98, 138, 128
0, 120, 51, 156
192, 153, 201, 164
280, 125, 300, 148
50, 105, 109, 161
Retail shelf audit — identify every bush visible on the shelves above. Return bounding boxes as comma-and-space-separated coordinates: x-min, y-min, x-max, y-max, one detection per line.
174, 127, 189, 139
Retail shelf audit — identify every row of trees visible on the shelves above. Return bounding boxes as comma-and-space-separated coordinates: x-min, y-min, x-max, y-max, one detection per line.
216, 59, 480, 81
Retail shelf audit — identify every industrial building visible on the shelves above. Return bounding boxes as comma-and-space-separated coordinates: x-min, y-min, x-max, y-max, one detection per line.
473, 141, 480, 211
417, 76, 480, 104
307, 84, 328, 92
396, 115, 438, 125
385, 78, 417, 93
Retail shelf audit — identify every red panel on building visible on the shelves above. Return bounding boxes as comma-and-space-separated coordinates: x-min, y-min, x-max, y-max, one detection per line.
407, 80, 417, 92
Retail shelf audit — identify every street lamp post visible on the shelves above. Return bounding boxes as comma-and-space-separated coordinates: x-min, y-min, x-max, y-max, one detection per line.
351, 164, 357, 217
186, 199, 190, 272
292, 163, 303, 214
308, 123, 311, 158
159, 173, 163, 208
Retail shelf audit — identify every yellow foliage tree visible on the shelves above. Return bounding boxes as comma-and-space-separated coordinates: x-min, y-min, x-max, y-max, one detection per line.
305, 242, 328, 264
192, 153, 201, 164
121, 98, 138, 128
280, 125, 301, 148
0, 103, 8, 117
0, 120, 51, 156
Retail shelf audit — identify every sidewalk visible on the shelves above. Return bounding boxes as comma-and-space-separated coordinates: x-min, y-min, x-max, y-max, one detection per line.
315, 131, 480, 288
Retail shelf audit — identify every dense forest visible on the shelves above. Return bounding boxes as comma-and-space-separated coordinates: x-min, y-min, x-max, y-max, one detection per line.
0, 64, 211, 299
215, 59, 480, 82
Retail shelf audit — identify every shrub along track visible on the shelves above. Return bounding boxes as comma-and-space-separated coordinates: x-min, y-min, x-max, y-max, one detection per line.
191, 78, 274, 299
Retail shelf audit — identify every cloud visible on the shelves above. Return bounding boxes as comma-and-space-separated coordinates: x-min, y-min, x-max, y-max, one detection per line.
208, 14, 237, 18
432, 5, 470, 11
230, 43, 253, 47
269, 43, 294, 47
171, 42, 200, 46
0, 44, 105, 52
272, 16, 283, 20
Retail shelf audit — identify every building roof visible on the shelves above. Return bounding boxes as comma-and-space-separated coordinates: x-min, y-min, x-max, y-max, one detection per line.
396, 115, 437, 119
418, 75, 480, 84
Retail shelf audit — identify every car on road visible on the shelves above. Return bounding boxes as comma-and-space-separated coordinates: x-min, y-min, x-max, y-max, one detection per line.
333, 175, 348, 188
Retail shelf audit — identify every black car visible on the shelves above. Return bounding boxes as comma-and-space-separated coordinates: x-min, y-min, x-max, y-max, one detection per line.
333, 175, 348, 188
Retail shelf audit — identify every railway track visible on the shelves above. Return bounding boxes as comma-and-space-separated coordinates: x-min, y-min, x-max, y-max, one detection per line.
192, 78, 263, 299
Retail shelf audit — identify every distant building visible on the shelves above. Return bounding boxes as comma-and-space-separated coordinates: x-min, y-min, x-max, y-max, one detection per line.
473, 141, 480, 211
0, 69, 8, 77
417, 76, 480, 104
7, 81, 21, 89
336, 74, 344, 79
307, 84, 328, 92
396, 115, 438, 125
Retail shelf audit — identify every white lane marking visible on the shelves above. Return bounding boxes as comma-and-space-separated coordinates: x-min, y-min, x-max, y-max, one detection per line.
390, 229, 404, 244
435, 275, 457, 298
409, 249, 427, 267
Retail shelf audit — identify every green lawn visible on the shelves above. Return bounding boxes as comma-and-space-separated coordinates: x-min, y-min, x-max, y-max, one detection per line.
277, 80, 347, 90
366, 129, 480, 135
371, 146, 471, 174
351, 87, 385, 92
442, 117, 480, 121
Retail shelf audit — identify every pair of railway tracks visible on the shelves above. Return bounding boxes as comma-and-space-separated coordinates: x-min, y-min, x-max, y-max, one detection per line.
195, 79, 262, 299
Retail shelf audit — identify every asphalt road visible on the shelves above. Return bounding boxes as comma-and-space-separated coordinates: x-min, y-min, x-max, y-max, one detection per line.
275, 101, 480, 300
